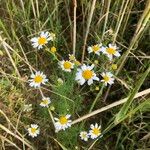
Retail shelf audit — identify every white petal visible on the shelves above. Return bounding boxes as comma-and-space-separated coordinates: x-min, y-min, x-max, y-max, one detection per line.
87, 79, 93, 85
81, 64, 87, 71
93, 76, 99, 81
114, 51, 121, 57
79, 78, 86, 85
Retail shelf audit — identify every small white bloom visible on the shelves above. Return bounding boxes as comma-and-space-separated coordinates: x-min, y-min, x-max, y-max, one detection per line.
88, 43, 104, 55
23, 104, 32, 112
69, 54, 76, 61
40, 97, 51, 107
102, 43, 121, 60
30, 31, 51, 49
101, 72, 114, 86
79, 131, 89, 141
54, 114, 72, 131
59, 60, 74, 72
89, 123, 101, 139
75, 64, 99, 85
28, 124, 40, 138
28, 71, 48, 88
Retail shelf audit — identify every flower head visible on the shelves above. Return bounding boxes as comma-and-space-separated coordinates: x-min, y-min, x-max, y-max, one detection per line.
89, 123, 101, 139
50, 46, 57, 53
75, 64, 99, 85
31, 31, 51, 49
23, 104, 32, 112
40, 97, 51, 107
88, 43, 104, 55
28, 124, 40, 138
111, 64, 117, 70
101, 72, 114, 86
59, 60, 74, 72
29, 71, 48, 88
69, 54, 76, 61
54, 114, 72, 131
79, 131, 89, 141
102, 43, 120, 60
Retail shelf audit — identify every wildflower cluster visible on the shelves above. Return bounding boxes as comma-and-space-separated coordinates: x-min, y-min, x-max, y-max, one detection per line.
80, 123, 102, 141
26, 30, 121, 140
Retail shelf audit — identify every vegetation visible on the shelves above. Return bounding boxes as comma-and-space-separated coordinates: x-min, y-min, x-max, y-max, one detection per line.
0, 0, 150, 149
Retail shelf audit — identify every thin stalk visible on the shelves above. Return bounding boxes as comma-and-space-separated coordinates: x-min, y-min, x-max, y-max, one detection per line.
71, 88, 150, 125
19, 0, 25, 13
64, 0, 73, 42
48, 109, 56, 127
116, 1, 150, 74
115, 66, 150, 122
0, 124, 34, 149
30, 0, 36, 18
113, 0, 130, 43
101, 0, 111, 40
73, 0, 77, 56
81, 0, 97, 63
0, 36, 21, 78
0, 135, 22, 150
89, 85, 104, 112
121, 0, 135, 36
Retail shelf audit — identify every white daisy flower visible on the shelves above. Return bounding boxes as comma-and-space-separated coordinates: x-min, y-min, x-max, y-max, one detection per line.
30, 31, 51, 49
87, 43, 104, 55
101, 72, 115, 86
89, 123, 101, 139
28, 124, 40, 138
28, 71, 48, 88
79, 131, 89, 141
40, 97, 51, 107
75, 64, 99, 85
23, 104, 32, 112
102, 43, 121, 60
59, 60, 74, 72
69, 54, 76, 61
54, 114, 72, 131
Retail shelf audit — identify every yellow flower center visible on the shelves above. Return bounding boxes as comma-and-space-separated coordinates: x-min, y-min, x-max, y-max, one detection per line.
103, 75, 110, 82
38, 37, 47, 45
31, 128, 36, 134
42, 99, 49, 105
63, 61, 72, 69
50, 46, 56, 53
82, 133, 87, 138
34, 75, 43, 83
92, 45, 100, 52
93, 128, 100, 135
59, 116, 68, 125
106, 48, 116, 54
82, 70, 93, 79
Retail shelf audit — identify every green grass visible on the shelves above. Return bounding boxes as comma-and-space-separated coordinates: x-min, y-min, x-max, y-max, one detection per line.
0, 0, 150, 149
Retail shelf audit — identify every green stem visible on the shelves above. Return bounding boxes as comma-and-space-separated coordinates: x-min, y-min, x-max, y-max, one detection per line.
89, 84, 104, 112
115, 65, 150, 122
